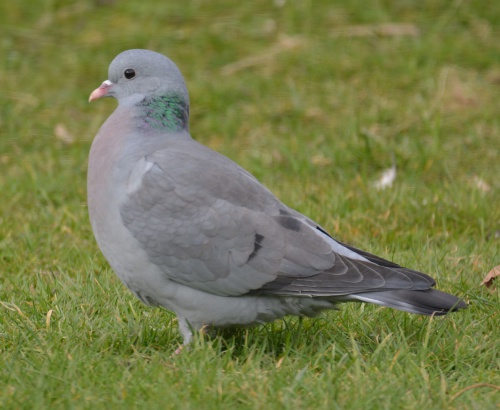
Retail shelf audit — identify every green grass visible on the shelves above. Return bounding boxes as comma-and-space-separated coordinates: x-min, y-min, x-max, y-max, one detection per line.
1, 0, 499, 408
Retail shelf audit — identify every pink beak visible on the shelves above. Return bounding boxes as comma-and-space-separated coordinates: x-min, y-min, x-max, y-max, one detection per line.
89, 80, 114, 102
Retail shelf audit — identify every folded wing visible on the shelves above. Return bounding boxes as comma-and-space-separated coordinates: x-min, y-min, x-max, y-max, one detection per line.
119, 139, 465, 314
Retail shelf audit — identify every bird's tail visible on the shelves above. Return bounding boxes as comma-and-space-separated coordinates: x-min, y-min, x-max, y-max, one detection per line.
344, 288, 467, 316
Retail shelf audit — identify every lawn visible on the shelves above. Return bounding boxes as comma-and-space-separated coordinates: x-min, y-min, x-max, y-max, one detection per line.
1, 1, 499, 409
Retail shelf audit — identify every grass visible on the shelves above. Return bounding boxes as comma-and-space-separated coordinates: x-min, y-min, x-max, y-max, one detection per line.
1, 0, 499, 408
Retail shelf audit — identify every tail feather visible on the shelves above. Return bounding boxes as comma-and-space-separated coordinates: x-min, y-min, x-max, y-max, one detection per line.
344, 289, 467, 316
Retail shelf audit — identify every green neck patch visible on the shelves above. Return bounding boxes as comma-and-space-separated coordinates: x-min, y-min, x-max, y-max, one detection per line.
137, 94, 189, 132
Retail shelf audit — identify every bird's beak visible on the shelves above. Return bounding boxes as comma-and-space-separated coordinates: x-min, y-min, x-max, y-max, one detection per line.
89, 80, 114, 102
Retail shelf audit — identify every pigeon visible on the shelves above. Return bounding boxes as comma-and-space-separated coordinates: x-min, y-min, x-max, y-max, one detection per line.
87, 49, 466, 346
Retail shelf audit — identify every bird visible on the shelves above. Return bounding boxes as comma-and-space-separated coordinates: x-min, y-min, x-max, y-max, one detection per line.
87, 49, 466, 346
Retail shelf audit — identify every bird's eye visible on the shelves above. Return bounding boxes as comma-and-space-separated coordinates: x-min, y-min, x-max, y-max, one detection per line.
124, 68, 136, 79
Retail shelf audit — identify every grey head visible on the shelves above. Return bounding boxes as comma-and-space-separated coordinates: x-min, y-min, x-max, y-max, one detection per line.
89, 49, 189, 105
89, 49, 190, 131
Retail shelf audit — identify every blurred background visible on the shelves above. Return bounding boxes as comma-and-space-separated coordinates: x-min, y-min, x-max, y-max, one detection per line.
1, 1, 499, 408
1, 0, 498, 274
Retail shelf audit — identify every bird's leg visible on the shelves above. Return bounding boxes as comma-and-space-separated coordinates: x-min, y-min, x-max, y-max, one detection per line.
173, 318, 216, 354
175, 316, 193, 353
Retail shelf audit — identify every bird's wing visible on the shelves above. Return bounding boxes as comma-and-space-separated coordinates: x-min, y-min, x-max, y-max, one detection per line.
120, 138, 435, 297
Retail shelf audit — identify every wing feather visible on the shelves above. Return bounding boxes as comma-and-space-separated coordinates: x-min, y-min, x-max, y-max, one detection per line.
120, 139, 437, 298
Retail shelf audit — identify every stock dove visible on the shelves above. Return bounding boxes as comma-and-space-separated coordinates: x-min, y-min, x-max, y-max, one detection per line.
87, 49, 466, 345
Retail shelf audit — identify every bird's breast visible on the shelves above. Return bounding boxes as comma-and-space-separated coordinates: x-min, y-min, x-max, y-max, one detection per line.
87, 108, 147, 268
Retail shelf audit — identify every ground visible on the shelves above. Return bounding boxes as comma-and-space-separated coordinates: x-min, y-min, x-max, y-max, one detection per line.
0, 1, 499, 408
